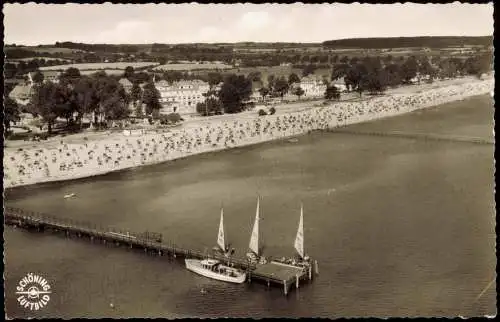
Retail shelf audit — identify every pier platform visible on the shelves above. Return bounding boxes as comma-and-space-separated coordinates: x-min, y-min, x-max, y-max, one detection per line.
4, 206, 317, 295
250, 261, 312, 295
253, 261, 306, 281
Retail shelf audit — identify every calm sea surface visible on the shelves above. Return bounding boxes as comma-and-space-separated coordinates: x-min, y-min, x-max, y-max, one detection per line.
4, 95, 495, 318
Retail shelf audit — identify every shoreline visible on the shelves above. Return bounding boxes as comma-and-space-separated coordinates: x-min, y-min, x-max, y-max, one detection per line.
3, 78, 493, 190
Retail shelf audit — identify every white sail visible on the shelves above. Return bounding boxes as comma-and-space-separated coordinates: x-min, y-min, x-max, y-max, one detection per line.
294, 204, 304, 259
249, 197, 260, 255
217, 208, 226, 251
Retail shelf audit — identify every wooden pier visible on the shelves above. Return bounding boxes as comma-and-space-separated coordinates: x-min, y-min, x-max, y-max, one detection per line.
333, 129, 494, 145
4, 206, 316, 295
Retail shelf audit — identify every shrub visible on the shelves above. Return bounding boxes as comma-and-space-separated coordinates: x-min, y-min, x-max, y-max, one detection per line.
166, 113, 182, 124
159, 116, 168, 125
258, 109, 267, 116
269, 107, 276, 115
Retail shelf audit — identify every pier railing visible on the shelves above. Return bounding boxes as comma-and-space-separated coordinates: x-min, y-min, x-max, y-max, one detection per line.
332, 129, 494, 145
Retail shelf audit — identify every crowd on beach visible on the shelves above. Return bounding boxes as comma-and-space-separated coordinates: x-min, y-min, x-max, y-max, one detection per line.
3, 78, 493, 189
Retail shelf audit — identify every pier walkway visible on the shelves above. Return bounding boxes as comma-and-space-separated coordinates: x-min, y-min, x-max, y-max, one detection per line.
4, 206, 316, 295
332, 129, 494, 145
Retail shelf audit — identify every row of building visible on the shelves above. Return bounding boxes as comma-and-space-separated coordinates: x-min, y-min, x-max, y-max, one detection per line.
8, 70, 334, 115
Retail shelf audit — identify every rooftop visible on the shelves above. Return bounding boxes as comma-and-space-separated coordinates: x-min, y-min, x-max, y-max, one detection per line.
28, 70, 61, 78
9, 83, 33, 98
332, 77, 345, 85
155, 79, 209, 91
119, 78, 133, 87
301, 75, 323, 83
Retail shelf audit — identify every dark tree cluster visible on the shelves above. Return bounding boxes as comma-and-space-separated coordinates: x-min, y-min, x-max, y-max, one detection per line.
218, 74, 252, 113
27, 69, 131, 134
55, 42, 141, 54
196, 97, 223, 116
322, 36, 492, 49
4, 58, 71, 80
3, 97, 21, 134
330, 53, 492, 96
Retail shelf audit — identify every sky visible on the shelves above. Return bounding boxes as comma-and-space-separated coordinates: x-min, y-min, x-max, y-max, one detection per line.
3, 3, 494, 45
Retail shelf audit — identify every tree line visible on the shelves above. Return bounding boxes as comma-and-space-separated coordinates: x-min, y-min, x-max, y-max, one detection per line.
322, 36, 493, 49
5, 59, 70, 80
330, 53, 492, 96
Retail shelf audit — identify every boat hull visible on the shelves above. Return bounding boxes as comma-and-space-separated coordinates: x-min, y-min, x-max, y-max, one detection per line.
185, 259, 246, 284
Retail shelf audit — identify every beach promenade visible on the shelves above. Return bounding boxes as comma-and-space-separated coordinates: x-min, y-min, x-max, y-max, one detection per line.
3, 78, 493, 189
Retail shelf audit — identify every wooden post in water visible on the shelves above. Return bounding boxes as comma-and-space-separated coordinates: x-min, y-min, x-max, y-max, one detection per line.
308, 264, 312, 280
296, 274, 299, 289
315, 260, 319, 275
283, 280, 288, 296
267, 279, 270, 288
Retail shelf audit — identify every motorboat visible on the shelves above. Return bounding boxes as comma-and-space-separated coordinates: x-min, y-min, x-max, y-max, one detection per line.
185, 208, 246, 284
185, 258, 246, 284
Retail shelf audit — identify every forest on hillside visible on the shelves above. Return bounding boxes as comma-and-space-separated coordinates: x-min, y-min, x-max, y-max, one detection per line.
322, 36, 493, 49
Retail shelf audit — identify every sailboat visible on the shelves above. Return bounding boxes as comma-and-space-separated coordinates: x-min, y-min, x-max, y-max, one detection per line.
185, 208, 247, 284
294, 203, 310, 266
246, 197, 267, 265
273, 203, 310, 267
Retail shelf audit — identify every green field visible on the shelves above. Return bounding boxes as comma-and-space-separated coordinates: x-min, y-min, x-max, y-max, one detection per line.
79, 69, 126, 76
153, 62, 233, 71
230, 66, 331, 85
9, 57, 73, 62
188, 65, 332, 86
39, 62, 160, 71
19, 46, 86, 54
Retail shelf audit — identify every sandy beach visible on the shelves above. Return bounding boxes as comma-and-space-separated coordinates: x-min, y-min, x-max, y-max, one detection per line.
3, 77, 493, 189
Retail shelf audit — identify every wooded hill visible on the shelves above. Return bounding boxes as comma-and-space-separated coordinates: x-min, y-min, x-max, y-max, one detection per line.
322, 36, 493, 49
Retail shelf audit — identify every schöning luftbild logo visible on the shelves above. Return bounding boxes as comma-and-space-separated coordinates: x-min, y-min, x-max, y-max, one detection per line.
15, 273, 52, 311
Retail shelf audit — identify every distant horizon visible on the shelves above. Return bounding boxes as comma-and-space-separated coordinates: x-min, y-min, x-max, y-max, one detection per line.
5, 35, 494, 47
4, 3, 493, 45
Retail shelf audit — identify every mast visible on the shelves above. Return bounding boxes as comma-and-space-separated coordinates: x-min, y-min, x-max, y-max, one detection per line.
217, 208, 226, 252
249, 197, 260, 255
294, 203, 304, 259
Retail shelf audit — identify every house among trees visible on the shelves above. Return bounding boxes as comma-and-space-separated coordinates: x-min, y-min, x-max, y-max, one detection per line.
118, 77, 133, 93
331, 77, 347, 92
250, 80, 264, 102
155, 79, 210, 114
291, 75, 327, 98
27, 70, 62, 85
8, 83, 34, 105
